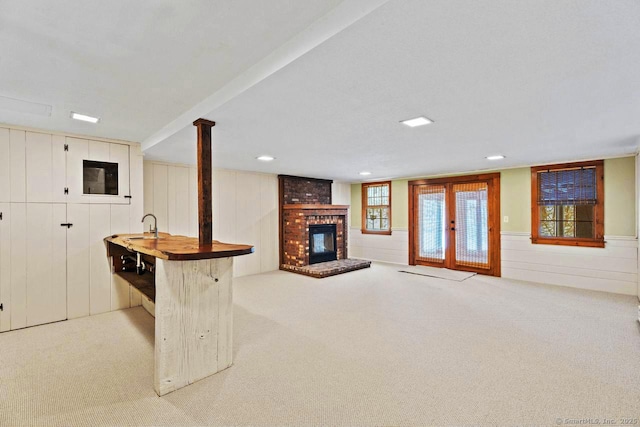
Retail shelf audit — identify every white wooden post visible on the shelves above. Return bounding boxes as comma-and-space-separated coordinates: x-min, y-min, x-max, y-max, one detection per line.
154, 256, 234, 396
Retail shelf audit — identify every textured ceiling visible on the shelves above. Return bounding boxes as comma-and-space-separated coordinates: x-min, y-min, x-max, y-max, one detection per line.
145, 0, 640, 182
0, 0, 345, 141
2, 0, 639, 182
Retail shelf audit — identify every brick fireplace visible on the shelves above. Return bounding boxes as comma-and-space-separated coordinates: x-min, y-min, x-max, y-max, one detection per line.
281, 204, 349, 267
278, 175, 370, 278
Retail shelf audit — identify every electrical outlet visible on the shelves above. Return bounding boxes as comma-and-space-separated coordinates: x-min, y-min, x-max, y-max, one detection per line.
503, 216, 509, 223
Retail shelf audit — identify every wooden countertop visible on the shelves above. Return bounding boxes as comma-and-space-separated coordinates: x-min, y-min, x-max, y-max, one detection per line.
105, 232, 254, 261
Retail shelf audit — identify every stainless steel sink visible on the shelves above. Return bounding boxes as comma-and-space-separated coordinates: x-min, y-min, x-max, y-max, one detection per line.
127, 236, 162, 240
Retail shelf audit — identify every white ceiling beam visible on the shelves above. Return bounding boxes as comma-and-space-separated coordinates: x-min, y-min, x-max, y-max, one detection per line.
141, 0, 390, 152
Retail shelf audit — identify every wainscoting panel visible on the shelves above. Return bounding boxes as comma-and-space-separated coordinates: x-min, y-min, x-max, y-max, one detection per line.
260, 174, 280, 273
501, 232, 637, 295
350, 227, 637, 295
144, 161, 279, 277
349, 227, 409, 265
234, 171, 262, 276
151, 163, 169, 233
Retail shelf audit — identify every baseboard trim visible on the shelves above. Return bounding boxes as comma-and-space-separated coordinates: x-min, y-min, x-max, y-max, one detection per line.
353, 258, 409, 267
500, 231, 530, 236
604, 235, 637, 242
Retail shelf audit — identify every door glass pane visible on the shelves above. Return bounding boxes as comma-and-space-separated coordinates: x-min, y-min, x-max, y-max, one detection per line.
453, 182, 489, 269
415, 185, 446, 263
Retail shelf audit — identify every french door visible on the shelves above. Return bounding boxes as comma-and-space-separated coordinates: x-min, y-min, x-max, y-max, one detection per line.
409, 174, 501, 276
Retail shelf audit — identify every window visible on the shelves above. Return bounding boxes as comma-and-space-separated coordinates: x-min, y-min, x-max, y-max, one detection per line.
531, 160, 604, 247
362, 181, 392, 235
83, 160, 119, 195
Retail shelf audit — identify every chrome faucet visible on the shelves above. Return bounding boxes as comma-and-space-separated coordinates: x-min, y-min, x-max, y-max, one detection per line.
141, 213, 158, 239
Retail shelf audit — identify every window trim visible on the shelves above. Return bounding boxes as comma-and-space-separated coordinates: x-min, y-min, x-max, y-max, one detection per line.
531, 160, 604, 248
361, 181, 392, 235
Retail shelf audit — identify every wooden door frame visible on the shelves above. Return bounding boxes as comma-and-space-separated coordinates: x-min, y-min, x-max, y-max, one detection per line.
408, 173, 501, 277
408, 183, 447, 269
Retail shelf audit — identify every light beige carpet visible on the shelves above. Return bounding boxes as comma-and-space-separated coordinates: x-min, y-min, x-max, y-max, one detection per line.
1, 262, 639, 426
399, 265, 477, 281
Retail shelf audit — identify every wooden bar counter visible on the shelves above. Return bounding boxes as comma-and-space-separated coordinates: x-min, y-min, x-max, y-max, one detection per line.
105, 232, 253, 396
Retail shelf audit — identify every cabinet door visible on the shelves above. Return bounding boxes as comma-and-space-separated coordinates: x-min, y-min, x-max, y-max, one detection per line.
67, 203, 90, 319
110, 143, 130, 205
25, 204, 67, 327
87, 140, 110, 204
9, 203, 26, 329
25, 132, 67, 203
129, 144, 144, 233
9, 130, 26, 202
52, 135, 67, 202
66, 137, 89, 204
0, 203, 10, 331
66, 138, 130, 204
25, 132, 52, 202
0, 129, 10, 202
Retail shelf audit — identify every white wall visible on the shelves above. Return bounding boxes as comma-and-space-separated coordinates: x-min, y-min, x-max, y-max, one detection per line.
331, 182, 352, 206
501, 232, 637, 296
330, 182, 353, 260
350, 228, 409, 265
637, 152, 640, 300
350, 226, 638, 296
143, 161, 279, 277
0, 124, 143, 332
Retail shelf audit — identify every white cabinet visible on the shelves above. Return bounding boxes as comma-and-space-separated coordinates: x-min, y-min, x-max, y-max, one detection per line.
110, 143, 130, 205
25, 204, 67, 327
1, 201, 138, 330
66, 137, 131, 205
0, 126, 141, 332
3, 203, 67, 330
67, 203, 134, 318
89, 139, 110, 162
129, 144, 144, 234
9, 203, 27, 329
25, 132, 66, 203
0, 203, 9, 332
67, 204, 90, 319
0, 129, 10, 202
4, 133, 132, 205
65, 137, 89, 204
10, 130, 26, 202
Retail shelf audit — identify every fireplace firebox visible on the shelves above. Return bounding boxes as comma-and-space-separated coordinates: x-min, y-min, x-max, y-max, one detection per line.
309, 224, 337, 264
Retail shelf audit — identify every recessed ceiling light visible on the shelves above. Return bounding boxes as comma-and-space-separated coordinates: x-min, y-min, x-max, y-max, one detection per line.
400, 116, 433, 127
359, 171, 372, 176
71, 111, 100, 123
486, 155, 505, 160
256, 155, 275, 161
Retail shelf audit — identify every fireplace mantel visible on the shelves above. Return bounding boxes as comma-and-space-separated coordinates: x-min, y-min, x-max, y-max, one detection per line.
283, 204, 349, 210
